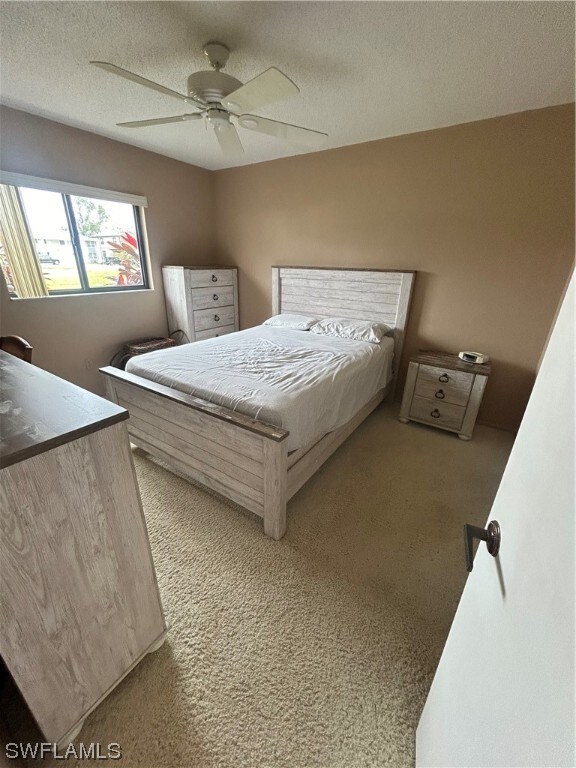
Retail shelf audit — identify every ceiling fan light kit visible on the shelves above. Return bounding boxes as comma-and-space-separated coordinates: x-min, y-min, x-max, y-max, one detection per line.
90, 41, 328, 159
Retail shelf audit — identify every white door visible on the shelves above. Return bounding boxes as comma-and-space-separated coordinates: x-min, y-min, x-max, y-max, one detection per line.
416, 275, 575, 768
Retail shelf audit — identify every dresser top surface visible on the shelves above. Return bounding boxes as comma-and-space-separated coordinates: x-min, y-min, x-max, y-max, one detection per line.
162, 265, 237, 270
0, 351, 128, 469
413, 350, 492, 376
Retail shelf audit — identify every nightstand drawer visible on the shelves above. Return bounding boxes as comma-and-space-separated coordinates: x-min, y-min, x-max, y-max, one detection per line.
415, 365, 473, 407
193, 305, 236, 331
188, 269, 234, 289
410, 396, 465, 431
195, 324, 236, 341
191, 285, 234, 310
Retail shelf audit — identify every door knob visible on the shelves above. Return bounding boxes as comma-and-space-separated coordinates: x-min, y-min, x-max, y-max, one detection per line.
463, 520, 501, 572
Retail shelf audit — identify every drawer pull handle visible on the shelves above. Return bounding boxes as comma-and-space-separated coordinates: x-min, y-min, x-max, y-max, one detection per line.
214, 314, 220, 321
435, 389, 445, 399
439, 373, 449, 383
213, 293, 219, 301
212, 274, 218, 282
431, 409, 441, 418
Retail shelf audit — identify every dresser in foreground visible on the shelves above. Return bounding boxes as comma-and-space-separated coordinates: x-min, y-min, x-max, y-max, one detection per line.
0, 351, 166, 745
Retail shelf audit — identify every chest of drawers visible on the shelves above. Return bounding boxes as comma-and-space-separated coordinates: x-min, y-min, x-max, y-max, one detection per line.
0, 352, 166, 745
162, 266, 239, 342
399, 351, 491, 440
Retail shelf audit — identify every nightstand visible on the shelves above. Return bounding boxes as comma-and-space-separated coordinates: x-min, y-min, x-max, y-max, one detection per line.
399, 351, 491, 440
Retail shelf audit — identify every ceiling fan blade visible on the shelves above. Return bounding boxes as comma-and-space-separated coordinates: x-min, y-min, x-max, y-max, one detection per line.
222, 67, 299, 114
90, 61, 206, 109
117, 114, 202, 128
213, 122, 244, 158
237, 114, 328, 149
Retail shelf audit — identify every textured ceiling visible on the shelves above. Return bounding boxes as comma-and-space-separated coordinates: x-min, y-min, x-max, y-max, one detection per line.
0, 1, 573, 171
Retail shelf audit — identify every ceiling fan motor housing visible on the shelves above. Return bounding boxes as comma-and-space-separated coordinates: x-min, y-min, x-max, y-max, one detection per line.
187, 71, 242, 104
206, 107, 231, 127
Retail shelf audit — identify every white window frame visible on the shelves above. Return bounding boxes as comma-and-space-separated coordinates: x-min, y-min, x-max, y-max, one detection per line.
0, 171, 148, 208
0, 171, 152, 298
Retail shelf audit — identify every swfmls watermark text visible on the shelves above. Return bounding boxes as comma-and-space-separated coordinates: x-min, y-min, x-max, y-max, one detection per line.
5, 742, 122, 760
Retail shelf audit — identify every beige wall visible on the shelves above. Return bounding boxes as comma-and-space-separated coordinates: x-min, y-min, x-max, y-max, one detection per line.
1, 104, 573, 430
213, 104, 574, 431
0, 106, 215, 392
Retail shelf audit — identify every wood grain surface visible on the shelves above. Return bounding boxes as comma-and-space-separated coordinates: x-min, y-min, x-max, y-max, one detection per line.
272, 267, 415, 398
195, 324, 236, 341
413, 350, 492, 376
409, 395, 465, 431
0, 351, 127, 469
399, 352, 490, 438
162, 266, 239, 341
414, 365, 473, 407
101, 366, 288, 442
0, 422, 166, 743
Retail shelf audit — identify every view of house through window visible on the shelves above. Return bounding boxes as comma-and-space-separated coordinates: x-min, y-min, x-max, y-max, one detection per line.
0, 183, 149, 298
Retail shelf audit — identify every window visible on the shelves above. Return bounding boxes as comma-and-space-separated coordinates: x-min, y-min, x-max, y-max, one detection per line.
0, 174, 150, 299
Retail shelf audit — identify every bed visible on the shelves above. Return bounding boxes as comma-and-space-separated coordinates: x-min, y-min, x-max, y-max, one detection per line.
101, 267, 415, 539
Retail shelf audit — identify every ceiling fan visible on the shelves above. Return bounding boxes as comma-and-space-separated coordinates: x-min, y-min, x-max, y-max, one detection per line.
91, 42, 328, 158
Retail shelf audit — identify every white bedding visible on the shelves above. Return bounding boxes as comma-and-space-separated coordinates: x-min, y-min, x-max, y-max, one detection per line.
126, 326, 394, 451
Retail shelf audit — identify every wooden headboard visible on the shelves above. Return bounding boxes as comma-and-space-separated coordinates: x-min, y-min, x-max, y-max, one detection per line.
272, 266, 416, 393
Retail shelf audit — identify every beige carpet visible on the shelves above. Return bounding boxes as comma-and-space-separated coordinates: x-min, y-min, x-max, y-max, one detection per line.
3, 404, 514, 768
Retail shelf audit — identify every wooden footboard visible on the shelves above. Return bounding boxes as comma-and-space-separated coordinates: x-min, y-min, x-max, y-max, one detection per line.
101, 368, 387, 540
101, 366, 290, 539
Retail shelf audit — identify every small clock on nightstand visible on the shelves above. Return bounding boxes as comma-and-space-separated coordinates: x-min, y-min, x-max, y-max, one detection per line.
399, 351, 491, 440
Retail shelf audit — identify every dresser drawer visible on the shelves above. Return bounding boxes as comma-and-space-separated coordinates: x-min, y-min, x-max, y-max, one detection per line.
195, 324, 236, 342
415, 365, 473, 407
191, 285, 234, 310
410, 395, 465, 431
415, 364, 473, 407
193, 305, 236, 332
187, 269, 234, 289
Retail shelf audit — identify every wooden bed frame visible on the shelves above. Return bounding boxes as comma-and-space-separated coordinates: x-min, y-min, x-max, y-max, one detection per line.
101, 267, 415, 539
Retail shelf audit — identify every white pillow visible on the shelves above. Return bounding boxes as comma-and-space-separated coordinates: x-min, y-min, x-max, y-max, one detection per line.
263, 313, 319, 331
310, 317, 391, 344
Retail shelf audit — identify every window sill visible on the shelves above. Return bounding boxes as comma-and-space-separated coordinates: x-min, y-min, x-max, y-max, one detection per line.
8, 287, 154, 302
